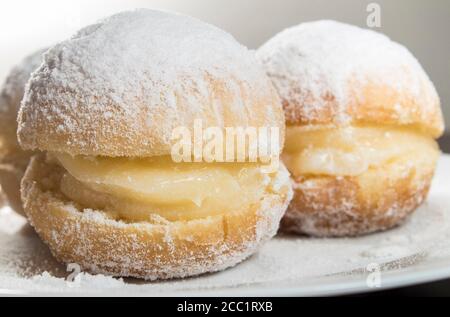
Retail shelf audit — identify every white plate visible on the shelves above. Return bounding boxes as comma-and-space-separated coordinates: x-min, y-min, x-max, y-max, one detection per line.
1, 155, 450, 297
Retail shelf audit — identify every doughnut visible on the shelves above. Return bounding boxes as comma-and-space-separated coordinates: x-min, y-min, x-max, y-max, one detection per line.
0, 48, 47, 214
18, 9, 292, 280
257, 20, 444, 236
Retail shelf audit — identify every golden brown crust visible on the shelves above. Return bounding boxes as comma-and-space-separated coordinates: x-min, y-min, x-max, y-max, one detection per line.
347, 78, 443, 138
21, 154, 293, 280
281, 158, 436, 237
284, 77, 444, 138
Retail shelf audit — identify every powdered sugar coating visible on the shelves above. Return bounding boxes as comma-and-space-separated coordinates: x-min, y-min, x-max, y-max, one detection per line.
0, 48, 47, 143
18, 9, 283, 157
256, 20, 443, 135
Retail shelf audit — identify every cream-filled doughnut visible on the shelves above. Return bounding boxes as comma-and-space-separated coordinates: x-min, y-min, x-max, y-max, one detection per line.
0, 48, 47, 214
257, 20, 444, 236
18, 9, 292, 280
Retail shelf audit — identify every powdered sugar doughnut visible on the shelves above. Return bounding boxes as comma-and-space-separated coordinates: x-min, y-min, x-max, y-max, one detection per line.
18, 9, 292, 279
257, 20, 444, 236
0, 48, 47, 214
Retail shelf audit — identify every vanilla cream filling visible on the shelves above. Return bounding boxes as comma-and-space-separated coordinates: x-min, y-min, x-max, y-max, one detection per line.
54, 153, 269, 221
282, 125, 439, 177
